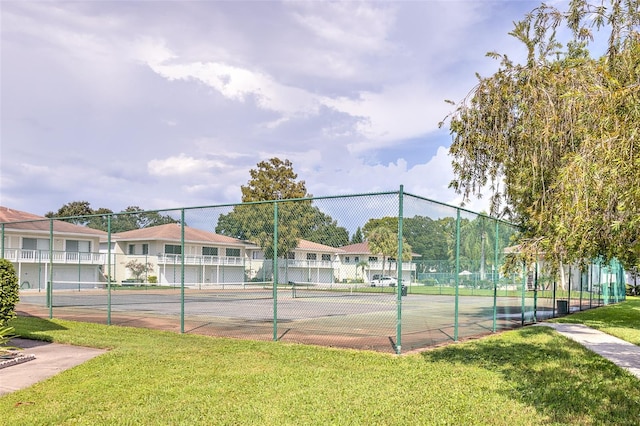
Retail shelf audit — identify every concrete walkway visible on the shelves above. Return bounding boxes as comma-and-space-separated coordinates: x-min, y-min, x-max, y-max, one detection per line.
0, 338, 106, 396
536, 322, 640, 379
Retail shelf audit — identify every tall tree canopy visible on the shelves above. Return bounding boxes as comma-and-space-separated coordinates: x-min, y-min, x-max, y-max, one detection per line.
443, 1, 639, 269
46, 202, 178, 232
216, 158, 348, 258
241, 158, 307, 202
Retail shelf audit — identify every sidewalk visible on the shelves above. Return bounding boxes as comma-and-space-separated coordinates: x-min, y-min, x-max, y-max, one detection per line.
0, 338, 106, 396
535, 322, 640, 379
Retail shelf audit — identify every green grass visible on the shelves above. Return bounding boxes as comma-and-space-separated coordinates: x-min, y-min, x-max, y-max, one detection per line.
551, 295, 640, 345
2, 301, 639, 425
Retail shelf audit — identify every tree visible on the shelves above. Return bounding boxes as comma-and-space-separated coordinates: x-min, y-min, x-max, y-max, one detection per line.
351, 227, 364, 244
217, 158, 349, 257
45, 201, 98, 225
217, 158, 310, 258
0, 259, 19, 326
365, 224, 412, 277
46, 202, 178, 232
402, 216, 449, 261
241, 158, 307, 202
443, 1, 640, 270
124, 259, 154, 281
356, 260, 369, 280
111, 207, 179, 233
303, 209, 349, 248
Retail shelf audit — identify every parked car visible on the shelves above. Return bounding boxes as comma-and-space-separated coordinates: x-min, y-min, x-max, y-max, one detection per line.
370, 275, 397, 287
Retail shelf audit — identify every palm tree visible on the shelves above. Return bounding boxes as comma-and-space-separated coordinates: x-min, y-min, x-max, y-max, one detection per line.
356, 260, 369, 282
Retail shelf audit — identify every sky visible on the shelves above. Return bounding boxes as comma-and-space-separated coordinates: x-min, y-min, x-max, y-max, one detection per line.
1, 0, 567, 217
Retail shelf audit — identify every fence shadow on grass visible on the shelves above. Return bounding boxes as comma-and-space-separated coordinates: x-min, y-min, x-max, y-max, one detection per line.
421, 326, 640, 425
9, 315, 68, 342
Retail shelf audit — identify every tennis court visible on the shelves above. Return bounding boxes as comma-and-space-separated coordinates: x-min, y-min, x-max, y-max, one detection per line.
17, 285, 548, 353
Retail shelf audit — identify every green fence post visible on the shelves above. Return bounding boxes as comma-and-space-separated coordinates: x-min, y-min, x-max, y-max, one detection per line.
48, 219, 53, 318
567, 267, 572, 314
454, 209, 461, 342
181, 209, 185, 334
521, 262, 526, 325
533, 259, 538, 322
492, 220, 499, 332
396, 185, 404, 354
273, 202, 279, 342
552, 279, 557, 317
587, 263, 593, 309
579, 270, 583, 311
107, 215, 112, 325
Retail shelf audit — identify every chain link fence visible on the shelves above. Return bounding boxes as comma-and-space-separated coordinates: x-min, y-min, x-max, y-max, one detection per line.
2, 189, 627, 353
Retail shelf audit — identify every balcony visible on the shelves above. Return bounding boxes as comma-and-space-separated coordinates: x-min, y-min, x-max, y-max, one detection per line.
280, 259, 334, 269
1, 249, 105, 265
156, 254, 245, 266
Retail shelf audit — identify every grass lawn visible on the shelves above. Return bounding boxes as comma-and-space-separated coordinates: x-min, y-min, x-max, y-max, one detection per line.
551, 295, 640, 345
0, 299, 638, 425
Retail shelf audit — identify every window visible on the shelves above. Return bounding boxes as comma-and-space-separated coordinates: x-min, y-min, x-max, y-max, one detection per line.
286, 252, 295, 260
226, 248, 241, 257
321, 254, 331, 261
142, 244, 149, 255
345, 256, 350, 263
165, 244, 182, 255
128, 244, 135, 255
369, 256, 378, 262
202, 247, 218, 256
306, 253, 317, 260
67, 240, 90, 252
22, 238, 50, 251
354, 256, 359, 263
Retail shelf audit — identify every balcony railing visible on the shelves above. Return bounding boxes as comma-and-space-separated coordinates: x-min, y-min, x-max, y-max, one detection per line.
1, 249, 105, 265
280, 259, 334, 269
156, 254, 245, 266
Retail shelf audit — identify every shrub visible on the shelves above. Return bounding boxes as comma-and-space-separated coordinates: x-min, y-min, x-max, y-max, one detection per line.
124, 259, 154, 280
0, 259, 19, 326
148, 275, 158, 284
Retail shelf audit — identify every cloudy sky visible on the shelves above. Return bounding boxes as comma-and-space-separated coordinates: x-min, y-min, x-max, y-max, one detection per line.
1, 0, 565, 217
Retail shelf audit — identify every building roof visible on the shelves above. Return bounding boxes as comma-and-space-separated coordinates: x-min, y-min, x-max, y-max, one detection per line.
296, 239, 344, 253
110, 223, 248, 246
0, 206, 106, 236
339, 242, 371, 254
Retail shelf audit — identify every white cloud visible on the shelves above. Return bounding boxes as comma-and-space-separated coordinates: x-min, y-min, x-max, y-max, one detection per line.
140, 44, 323, 124
323, 81, 446, 150
147, 154, 226, 177
2, 0, 540, 217
289, 2, 396, 54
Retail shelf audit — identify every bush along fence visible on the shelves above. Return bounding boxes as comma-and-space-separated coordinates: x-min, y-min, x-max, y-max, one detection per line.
1, 187, 627, 353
